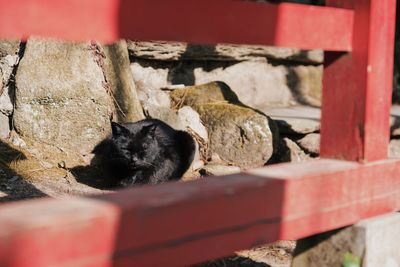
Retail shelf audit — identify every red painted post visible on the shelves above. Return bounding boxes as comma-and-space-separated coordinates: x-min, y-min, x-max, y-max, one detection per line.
321, 0, 397, 162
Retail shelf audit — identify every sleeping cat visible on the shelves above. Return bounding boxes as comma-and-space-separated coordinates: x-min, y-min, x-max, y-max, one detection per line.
93, 119, 196, 187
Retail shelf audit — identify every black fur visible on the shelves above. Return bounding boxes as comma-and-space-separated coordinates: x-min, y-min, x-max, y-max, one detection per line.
93, 119, 196, 186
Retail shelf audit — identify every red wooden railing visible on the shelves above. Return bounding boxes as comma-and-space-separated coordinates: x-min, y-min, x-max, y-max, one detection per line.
0, 0, 398, 266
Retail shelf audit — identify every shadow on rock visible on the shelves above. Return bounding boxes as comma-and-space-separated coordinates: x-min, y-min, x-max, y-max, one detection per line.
70, 139, 121, 190
167, 44, 237, 86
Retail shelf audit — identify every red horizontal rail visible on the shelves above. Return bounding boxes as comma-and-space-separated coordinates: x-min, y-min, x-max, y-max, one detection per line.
0, 0, 354, 51
1, 159, 400, 266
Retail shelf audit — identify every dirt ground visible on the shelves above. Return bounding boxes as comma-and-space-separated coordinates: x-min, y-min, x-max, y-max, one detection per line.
197, 241, 296, 267
0, 136, 295, 267
0, 135, 109, 202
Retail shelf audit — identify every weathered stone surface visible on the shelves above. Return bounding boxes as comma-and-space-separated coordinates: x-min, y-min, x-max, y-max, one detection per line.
131, 62, 184, 130
292, 213, 400, 267
391, 124, 400, 137
10, 132, 26, 148
389, 139, 400, 158
0, 113, 9, 139
274, 137, 310, 163
195, 103, 276, 168
0, 40, 20, 58
0, 86, 14, 116
13, 38, 113, 154
177, 106, 208, 141
145, 106, 184, 130
130, 61, 172, 119
297, 133, 320, 155
186, 110, 210, 170
170, 81, 241, 108
287, 65, 323, 106
194, 60, 295, 108
130, 58, 322, 108
0, 54, 19, 137
390, 105, 400, 137
359, 213, 400, 267
0, 55, 19, 99
101, 40, 144, 122
200, 164, 241, 176
127, 41, 323, 64
263, 106, 320, 134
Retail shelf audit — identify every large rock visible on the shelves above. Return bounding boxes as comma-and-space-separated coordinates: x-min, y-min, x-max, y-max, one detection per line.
177, 106, 209, 169
129, 41, 324, 108
0, 41, 20, 139
171, 82, 278, 167
194, 60, 295, 108
273, 137, 310, 163
130, 57, 323, 108
177, 106, 208, 141
287, 65, 323, 107
13, 38, 113, 154
130, 61, 172, 117
196, 103, 276, 167
127, 41, 323, 64
297, 133, 320, 155
0, 55, 18, 115
131, 59, 181, 128
0, 40, 20, 58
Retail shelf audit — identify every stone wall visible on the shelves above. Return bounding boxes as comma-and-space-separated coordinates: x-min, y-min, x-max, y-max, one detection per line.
128, 41, 324, 109
0, 40, 20, 139
0, 37, 325, 178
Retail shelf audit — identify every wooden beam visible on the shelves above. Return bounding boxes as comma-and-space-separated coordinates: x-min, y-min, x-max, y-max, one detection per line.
1, 159, 400, 266
321, 0, 397, 162
325, 0, 354, 9
0, 0, 354, 51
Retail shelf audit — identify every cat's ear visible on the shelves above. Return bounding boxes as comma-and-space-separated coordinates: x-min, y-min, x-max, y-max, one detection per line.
111, 122, 129, 137
141, 124, 157, 138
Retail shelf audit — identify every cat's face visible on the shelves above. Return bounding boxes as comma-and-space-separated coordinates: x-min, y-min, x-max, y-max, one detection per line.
111, 122, 160, 170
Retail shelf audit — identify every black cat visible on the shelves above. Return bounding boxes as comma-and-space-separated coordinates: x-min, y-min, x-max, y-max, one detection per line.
93, 119, 196, 187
